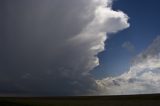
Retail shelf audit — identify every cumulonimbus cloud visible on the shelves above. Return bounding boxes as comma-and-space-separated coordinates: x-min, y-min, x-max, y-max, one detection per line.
0, 0, 129, 96
97, 36, 160, 95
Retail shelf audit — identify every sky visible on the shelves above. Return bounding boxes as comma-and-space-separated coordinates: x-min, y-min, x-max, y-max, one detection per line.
92, 0, 160, 78
0, 0, 160, 96
96, 0, 160, 95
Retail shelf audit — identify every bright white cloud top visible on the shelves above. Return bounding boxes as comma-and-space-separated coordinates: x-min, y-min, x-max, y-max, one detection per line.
70, 0, 130, 73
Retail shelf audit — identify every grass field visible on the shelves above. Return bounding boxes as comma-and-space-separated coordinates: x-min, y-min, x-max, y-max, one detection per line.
0, 94, 160, 106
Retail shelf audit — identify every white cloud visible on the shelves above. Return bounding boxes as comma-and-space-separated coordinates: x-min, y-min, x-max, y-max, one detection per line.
97, 36, 160, 95
70, 0, 130, 72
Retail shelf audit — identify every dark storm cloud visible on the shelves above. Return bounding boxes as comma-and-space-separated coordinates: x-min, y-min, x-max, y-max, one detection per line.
0, 0, 129, 96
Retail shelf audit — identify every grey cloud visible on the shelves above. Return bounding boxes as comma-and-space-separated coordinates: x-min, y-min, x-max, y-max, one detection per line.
0, 0, 129, 96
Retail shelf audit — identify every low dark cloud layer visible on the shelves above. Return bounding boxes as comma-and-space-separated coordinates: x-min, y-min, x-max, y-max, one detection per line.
0, 0, 129, 96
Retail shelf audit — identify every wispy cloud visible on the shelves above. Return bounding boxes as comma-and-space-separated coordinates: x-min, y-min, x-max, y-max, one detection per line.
97, 36, 160, 95
122, 41, 135, 53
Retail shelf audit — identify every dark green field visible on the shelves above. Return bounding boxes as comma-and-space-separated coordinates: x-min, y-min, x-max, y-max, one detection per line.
1, 94, 160, 106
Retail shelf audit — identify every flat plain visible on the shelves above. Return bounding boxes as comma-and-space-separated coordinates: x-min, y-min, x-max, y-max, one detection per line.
0, 94, 160, 106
